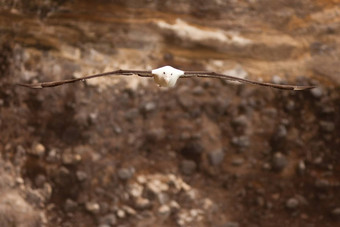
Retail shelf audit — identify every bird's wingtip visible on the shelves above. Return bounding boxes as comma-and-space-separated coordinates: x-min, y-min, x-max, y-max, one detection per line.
16, 83, 43, 89
293, 85, 316, 91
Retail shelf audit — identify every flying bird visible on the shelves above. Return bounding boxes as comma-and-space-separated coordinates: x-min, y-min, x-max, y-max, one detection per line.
17, 66, 315, 90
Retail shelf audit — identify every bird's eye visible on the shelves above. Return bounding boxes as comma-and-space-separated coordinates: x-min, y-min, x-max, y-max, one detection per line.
171, 73, 173, 75
163, 72, 165, 74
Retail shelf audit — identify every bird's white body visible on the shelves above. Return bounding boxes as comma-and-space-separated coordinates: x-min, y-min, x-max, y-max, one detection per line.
151, 66, 184, 87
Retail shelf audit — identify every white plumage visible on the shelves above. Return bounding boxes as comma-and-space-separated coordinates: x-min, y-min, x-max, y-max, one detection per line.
151, 66, 184, 87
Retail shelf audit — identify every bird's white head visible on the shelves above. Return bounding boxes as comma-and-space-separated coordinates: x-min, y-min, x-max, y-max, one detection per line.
151, 66, 184, 87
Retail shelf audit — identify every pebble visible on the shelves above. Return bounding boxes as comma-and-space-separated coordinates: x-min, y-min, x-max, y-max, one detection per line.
272, 75, 283, 84
315, 179, 330, 188
202, 198, 213, 210
62, 150, 76, 165
116, 209, 126, 218
16, 177, 24, 185
157, 192, 169, 204
310, 87, 324, 98
169, 200, 180, 211
208, 149, 225, 166
272, 152, 288, 171
128, 183, 143, 198
142, 101, 157, 113
146, 179, 169, 195
85, 202, 100, 214
125, 108, 139, 121
46, 148, 59, 163
180, 141, 204, 158
158, 204, 171, 216
64, 199, 77, 212
99, 214, 117, 226
262, 107, 278, 117
232, 115, 248, 128
274, 125, 287, 139
222, 221, 240, 227
192, 86, 204, 95
286, 198, 299, 209
42, 183, 52, 200
232, 157, 244, 166
30, 143, 46, 157
297, 160, 306, 175
180, 160, 197, 175
319, 121, 335, 132
34, 174, 46, 188
98, 225, 110, 227
25, 189, 44, 207
123, 205, 137, 215
231, 136, 250, 148
285, 100, 295, 111
76, 171, 88, 181
331, 207, 340, 217
117, 167, 135, 180
134, 197, 152, 210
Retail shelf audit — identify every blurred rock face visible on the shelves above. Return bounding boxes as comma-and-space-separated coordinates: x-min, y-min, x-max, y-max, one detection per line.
0, 1, 339, 227
0, 0, 339, 85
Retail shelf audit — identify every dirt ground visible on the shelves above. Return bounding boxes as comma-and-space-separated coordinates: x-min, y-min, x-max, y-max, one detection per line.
0, 0, 339, 227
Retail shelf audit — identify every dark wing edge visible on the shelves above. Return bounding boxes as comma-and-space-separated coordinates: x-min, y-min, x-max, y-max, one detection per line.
16, 70, 152, 89
183, 71, 315, 91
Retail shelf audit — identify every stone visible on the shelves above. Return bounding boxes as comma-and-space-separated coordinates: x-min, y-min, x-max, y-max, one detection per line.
42, 183, 52, 200
0, 191, 42, 226
76, 170, 88, 181
116, 209, 126, 218
98, 225, 110, 227
25, 189, 44, 207
99, 214, 117, 226
123, 205, 137, 215
297, 160, 306, 175
146, 179, 169, 195
285, 100, 295, 111
310, 87, 324, 98
180, 141, 204, 159
222, 221, 240, 227
331, 208, 340, 217
231, 157, 244, 166
128, 183, 144, 198
62, 151, 74, 165
192, 86, 204, 95
169, 200, 180, 211
286, 198, 299, 209
85, 202, 100, 214
143, 101, 157, 112
209, 149, 225, 166
232, 115, 248, 128
180, 160, 197, 175
272, 75, 283, 84
34, 174, 46, 188
274, 125, 287, 139
46, 148, 59, 163
319, 121, 335, 132
64, 199, 77, 212
158, 204, 171, 216
117, 167, 135, 180
157, 192, 169, 204
315, 179, 330, 188
272, 152, 287, 171
134, 197, 152, 210
231, 136, 250, 148
30, 143, 45, 156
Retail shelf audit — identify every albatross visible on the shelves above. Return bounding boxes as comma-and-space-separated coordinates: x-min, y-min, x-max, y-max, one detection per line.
17, 65, 315, 91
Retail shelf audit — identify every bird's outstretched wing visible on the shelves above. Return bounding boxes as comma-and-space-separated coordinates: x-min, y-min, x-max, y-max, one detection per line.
17, 70, 152, 89
17, 66, 315, 91
182, 71, 315, 91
